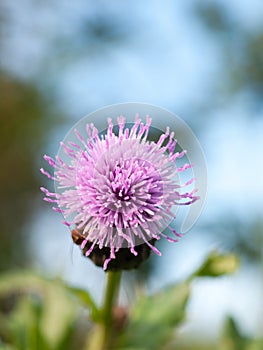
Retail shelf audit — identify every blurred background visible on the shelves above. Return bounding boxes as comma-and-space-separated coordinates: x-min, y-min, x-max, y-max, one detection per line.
0, 0, 262, 349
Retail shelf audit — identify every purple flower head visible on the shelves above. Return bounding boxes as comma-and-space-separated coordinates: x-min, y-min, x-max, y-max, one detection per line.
41, 115, 199, 270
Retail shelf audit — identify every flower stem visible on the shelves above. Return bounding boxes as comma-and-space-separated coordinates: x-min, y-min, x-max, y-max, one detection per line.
87, 271, 122, 350
102, 270, 122, 348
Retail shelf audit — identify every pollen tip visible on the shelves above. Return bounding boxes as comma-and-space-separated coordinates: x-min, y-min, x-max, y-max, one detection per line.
62, 220, 71, 227
130, 247, 138, 256
103, 258, 111, 270
81, 239, 88, 250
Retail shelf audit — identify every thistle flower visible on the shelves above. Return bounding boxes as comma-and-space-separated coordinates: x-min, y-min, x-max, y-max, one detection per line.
41, 115, 198, 270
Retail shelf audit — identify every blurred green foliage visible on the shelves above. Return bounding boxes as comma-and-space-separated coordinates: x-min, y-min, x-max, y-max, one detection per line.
116, 282, 190, 350
194, 2, 234, 33
194, 1, 263, 109
203, 216, 263, 264
220, 317, 263, 350
52, 15, 130, 62
0, 272, 87, 350
1, 251, 259, 350
193, 251, 239, 278
0, 70, 62, 271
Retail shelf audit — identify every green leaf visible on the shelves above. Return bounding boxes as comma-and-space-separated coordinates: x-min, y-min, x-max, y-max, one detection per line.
0, 344, 18, 350
0, 336, 18, 350
0, 271, 78, 349
116, 282, 190, 350
116, 348, 146, 350
55, 319, 84, 350
220, 316, 263, 350
246, 339, 263, 350
220, 316, 248, 350
65, 286, 100, 321
6, 295, 52, 350
193, 251, 239, 278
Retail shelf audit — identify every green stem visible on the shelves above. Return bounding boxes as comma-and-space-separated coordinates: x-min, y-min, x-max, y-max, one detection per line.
103, 271, 122, 332
87, 271, 122, 350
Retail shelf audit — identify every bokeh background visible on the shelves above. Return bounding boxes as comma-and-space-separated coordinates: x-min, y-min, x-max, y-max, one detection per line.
0, 0, 262, 348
